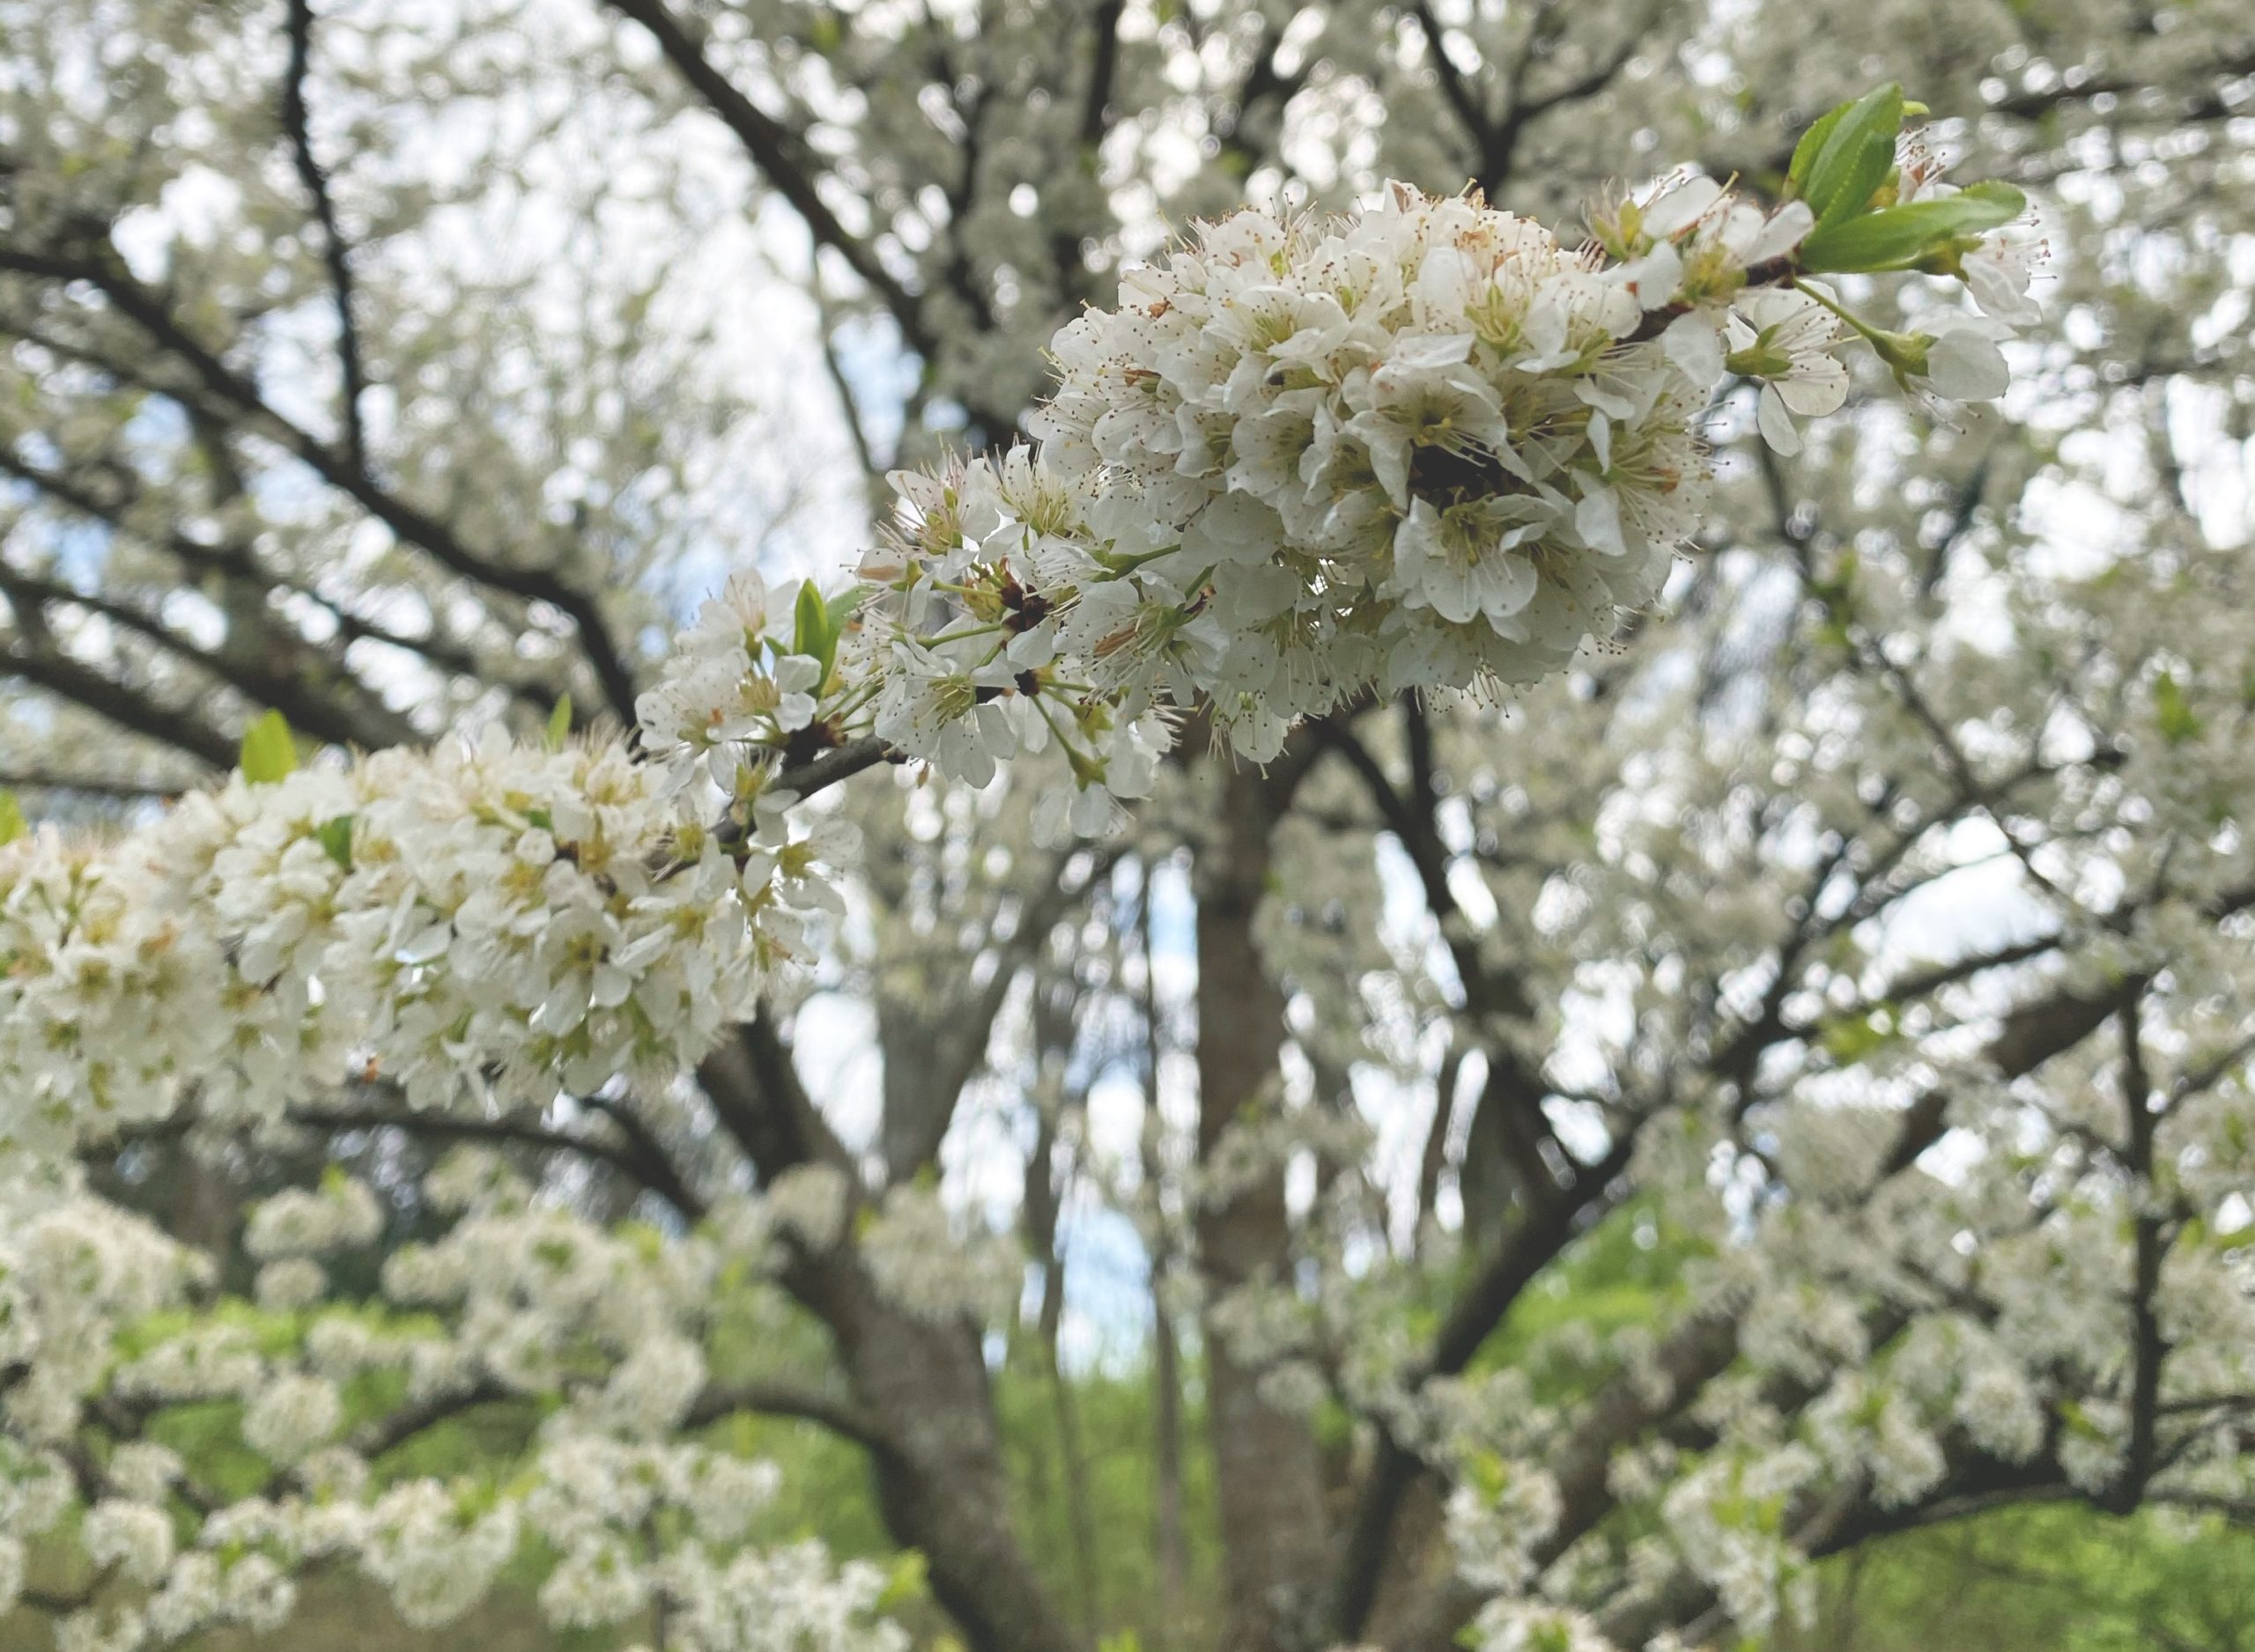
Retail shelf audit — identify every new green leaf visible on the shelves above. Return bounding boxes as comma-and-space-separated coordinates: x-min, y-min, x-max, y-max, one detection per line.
1798, 83, 1904, 232
818, 586, 863, 685
239, 710, 299, 785
315, 814, 356, 871
2155, 671, 2202, 745
1800, 181, 2028, 272
793, 579, 831, 668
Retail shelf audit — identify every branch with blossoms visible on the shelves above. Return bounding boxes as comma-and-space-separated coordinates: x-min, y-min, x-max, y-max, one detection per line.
639, 85, 2038, 825
0, 85, 2042, 1165
0, 1163, 915, 1648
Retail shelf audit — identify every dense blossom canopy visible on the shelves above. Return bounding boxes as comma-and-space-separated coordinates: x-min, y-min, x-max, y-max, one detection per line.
0, 4, 2251, 1652
7, 121, 2035, 1159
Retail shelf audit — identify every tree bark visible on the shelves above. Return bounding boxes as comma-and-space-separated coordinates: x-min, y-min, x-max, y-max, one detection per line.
1140, 879, 1193, 1645
1194, 763, 1331, 1652
699, 1030, 1083, 1652
815, 1259, 1085, 1652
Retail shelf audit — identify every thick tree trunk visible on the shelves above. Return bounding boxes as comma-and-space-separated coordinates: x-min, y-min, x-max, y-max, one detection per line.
817, 1264, 1085, 1652
1194, 764, 1331, 1652
699, 1031, 1083, 1652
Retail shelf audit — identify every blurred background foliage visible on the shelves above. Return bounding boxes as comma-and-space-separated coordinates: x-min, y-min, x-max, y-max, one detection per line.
7, 1213, 2249, 1651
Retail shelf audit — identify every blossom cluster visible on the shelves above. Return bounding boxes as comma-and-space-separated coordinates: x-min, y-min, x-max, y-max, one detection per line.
0, 728, 850, 1152
1, 91, 2038, 1152
637, 151, 2035, 821
0, 1158, 906, 1651
619, 92, 2044, 828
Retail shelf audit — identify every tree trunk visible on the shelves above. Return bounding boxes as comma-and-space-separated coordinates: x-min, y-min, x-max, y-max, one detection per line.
1140, 881, 1193, 1646
1194, 763, 1331, 1652
699, 1031, 1083, 1652
817, 1265, 1085, 1652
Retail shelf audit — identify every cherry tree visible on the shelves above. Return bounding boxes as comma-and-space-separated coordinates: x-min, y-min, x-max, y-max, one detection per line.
1, 3, 2251, 1651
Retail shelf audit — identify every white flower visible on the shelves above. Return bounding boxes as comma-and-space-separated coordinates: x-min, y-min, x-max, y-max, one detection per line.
359, 1482, 521, 1629
105, 1443, 183, 1504
0, 1538, 22, 1619
1963, 235, 2044, 326
682, 1452, 782, 1544
246, 1181, 381, 1259
1394, 498, 1543, 624
595, 1336, 707, 1437
83, 1500, 175, 1586
55, 1605, 147, 1652
538, 1536, 650, 1629
241, 1373, 343, 1464
860, 1185, 1023, 1326
220, 1553, 297, 1634
1921, 316, 2012, 401
1468, 1602, 1614, 1652
1726, 289, 1850, 454
849, 175, 1904, 805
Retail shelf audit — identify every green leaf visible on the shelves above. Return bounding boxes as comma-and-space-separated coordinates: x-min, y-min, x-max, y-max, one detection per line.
545, 693, 573, 751
1800, 181, 2028, 272
876, 1550, 930, 1612
1820, 1007, 1899, 1066
0, 788, 24, 848
1786, 100, 1851, 194
818, 585, 863, 684
824, 583, 865, 639
1800, 84, 1904, 231
315, 815, 355, 871
238, 710, 298, 785
2154, 670, 2203, 745
792, 579, 829, 665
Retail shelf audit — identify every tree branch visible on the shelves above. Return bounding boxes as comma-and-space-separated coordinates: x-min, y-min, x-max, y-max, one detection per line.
280, 0, 369, 475
0, 643, 234, 767
287, 1103, 706, 1221
0, 247, 640, 723
684, 1377, 888, 1456
0, 567, 414, 751
601, 0, 932, 364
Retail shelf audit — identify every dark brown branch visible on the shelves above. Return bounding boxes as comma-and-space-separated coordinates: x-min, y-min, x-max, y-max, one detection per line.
0, 769, 185, 800
0, 644, 235, 767
280, 0, 368, 475
2106, 995, 2169, 1513
1214, 19, 1311, 180
1332, 1137, 1633, 1638
881, 847, 1115, 1181
694, 1008, 854, 1184
776, 733, 893, 797
0, 446, 525, 703
287, 1103, 706, 1221
1, 567, 413, 750
1077, 0, 1128, 149
579, 1094, 707, 1221
1480, 10, 1658, 195
684, 1377, 888, 1454
1411, 3, 1488, 152
602, 0, 931, 362
348, 1378, 514, 1460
